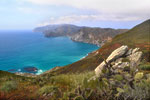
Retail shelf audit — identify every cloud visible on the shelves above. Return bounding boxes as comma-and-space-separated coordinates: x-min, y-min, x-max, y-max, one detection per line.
38, 14, 149, 26
26, 0, 150, 14
25, 0, 150, 26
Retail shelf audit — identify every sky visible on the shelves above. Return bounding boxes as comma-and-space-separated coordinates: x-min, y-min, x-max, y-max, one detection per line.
0, 0, 150, 30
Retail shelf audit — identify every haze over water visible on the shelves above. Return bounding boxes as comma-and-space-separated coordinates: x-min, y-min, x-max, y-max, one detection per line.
0, 30, 99, 74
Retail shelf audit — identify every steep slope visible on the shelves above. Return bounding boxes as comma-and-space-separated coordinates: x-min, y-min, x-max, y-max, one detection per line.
71, 27, 127, 46
34, 24, 128, 46
49, 19, 150, 74
101, 19, 150, 61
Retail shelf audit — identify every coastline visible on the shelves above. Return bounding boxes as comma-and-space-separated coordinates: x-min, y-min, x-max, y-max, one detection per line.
15, 37, 99, 76
0, 35, 98, 76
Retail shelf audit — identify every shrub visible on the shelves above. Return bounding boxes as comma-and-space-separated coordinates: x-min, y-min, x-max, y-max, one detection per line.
122, 79, 150, 100
134, 72, 144, 80
38, 85, 61, 97
49, 72, 95, 90
1, 81, 18, 92
113, 74, 124, 81
139, 64, 150, 70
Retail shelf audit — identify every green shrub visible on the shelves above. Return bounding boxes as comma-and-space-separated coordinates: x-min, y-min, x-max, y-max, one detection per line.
1, 81, 18, 92
113, 74, 123, 81
122, 79, 150, 100
139, 64, 150, 70
134, 72, 144, 80
38, 85, 60, 96
49, 72, 94, 90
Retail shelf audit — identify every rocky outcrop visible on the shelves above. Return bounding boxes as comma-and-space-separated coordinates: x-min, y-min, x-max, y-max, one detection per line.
95, 45, 143, 77
70, 28, 128, 46
23, 67, 38, 72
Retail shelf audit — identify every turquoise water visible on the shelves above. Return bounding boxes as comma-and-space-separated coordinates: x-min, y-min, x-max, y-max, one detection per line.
0, 30, 99, 74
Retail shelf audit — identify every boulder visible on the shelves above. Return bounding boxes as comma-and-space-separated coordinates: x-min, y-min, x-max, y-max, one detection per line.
106, 45, 128, 62
132, 48, 140, 54
95, 45, 128, 77
23, 66, 38, 72
113, 62, 129, 69
128, 51, 143, 66
126, 49, 133, 56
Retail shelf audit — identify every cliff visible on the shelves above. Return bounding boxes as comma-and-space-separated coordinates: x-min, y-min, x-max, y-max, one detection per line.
34, 24, 128, 46
70, 27, 128, 46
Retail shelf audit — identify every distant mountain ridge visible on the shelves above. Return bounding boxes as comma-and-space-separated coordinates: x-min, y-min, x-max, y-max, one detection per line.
34, 24, 81, 37
34, 24, 128, 46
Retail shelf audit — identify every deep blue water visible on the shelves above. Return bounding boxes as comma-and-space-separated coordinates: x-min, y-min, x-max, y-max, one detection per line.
0, 30, 99, 74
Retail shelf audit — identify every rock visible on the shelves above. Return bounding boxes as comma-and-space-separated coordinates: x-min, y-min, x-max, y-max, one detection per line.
115, 58, 123, 65
117, 62, 130, 68
106, 45, 128, 62
15, 72, 37, 77
126, 49, 133, 56
132, 48, 140, 54
23, 66, 38, 72
113, 62, 129, 69
8, 69, 17, 72
95, 45, 128, 76
128, 51, 143, 65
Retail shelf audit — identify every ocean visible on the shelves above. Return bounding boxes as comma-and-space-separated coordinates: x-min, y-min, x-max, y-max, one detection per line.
0, 30, 99, 74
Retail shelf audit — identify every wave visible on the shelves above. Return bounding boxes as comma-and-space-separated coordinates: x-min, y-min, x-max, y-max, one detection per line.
36, 69, 44, 75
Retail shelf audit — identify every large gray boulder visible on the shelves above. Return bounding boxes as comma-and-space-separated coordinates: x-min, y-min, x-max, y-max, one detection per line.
128, 51, 143, 66
95, 45, 128, 77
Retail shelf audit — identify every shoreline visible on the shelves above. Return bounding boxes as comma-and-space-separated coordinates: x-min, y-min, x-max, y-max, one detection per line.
1, 36, 100, 76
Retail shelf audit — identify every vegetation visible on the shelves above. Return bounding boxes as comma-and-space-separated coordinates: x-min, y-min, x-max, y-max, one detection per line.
1, 62, 150, 100
0, 20, 149, 99
139, 63, 150, 70
1, 81, 18, 92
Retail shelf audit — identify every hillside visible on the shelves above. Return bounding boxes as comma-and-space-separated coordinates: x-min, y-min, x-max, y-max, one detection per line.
71, 27, 128, 46
34, 24, 81, 37
1, 46, 150, 100
49, 19, 150, 74
34, 24, 128, 46
0, 19, 150, 100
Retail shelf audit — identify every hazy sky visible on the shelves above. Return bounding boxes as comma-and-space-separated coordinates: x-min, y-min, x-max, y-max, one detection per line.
0, 0, 150, 30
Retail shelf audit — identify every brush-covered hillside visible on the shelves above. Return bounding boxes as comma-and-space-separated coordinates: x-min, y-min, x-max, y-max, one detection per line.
50, 19, 150, 74
0, 19, 150, 100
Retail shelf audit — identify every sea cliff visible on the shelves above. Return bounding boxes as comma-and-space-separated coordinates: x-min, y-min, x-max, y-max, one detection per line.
34, 24, 128, 46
